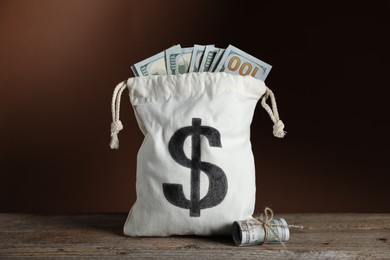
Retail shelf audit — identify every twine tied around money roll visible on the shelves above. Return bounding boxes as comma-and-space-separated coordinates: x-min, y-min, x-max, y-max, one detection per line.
253, 207, 303, 247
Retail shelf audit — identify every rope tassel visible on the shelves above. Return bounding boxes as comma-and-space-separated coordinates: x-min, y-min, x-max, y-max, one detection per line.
110, 120, 123, 149
261, 87, 286, 138
110, 81, 127, 149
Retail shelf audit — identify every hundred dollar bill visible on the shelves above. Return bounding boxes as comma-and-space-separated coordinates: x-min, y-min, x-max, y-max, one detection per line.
232, 218, 289, 246
131, 66, 139, 77
131, 45, 180, 76
189, 45, 210, 73
208, 48, 225, 72
166, 47, 193, 75
198, 46, 221, 72
214, 45, 272, 80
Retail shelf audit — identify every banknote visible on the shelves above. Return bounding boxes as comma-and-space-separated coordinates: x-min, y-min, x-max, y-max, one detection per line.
198, 46, 221, 72
188, 45, 213, 73
131, 51, 166, 76
214, 45, 272, 80
131, 45, 180, 76
131, 66, 139, 77
232, 218, 289, 246
208, 48, 225, 72
166, 47, 194, 75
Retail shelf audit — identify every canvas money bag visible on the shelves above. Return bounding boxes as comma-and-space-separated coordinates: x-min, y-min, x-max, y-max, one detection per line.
110, 72, 285, 237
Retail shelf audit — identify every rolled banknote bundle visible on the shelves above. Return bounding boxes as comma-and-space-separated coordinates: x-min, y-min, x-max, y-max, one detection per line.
232, 217, 290, 246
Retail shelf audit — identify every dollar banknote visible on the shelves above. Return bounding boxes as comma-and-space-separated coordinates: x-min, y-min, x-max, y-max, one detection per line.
232, 218, 290, 246
188, 45, 213, 73
214, 45, 272, 80
198, 46, 221, 72
166, 47, 194, 75
131, 51, 166, 76
208, 48, 225, 72
131, 45, 180, 76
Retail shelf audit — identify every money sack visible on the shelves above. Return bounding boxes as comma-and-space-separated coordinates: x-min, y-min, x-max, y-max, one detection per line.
110, 72, 285, 236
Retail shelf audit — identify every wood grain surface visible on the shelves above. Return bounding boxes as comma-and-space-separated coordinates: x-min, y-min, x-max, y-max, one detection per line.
0, 214, 389, 259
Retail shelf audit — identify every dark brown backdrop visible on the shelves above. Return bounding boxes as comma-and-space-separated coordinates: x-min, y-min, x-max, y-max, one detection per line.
1, 0, 389, 213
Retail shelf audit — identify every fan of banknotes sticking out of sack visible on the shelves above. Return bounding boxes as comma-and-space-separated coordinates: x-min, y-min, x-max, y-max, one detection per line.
131, 44, 272, 80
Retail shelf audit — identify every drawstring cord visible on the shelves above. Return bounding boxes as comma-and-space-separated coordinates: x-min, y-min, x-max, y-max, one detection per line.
261, 87, 286, 138
110, 82, 285, 149
110, 81, 127, 149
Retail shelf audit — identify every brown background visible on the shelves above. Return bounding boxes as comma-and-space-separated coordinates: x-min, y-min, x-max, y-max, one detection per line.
0, 0, 389, 213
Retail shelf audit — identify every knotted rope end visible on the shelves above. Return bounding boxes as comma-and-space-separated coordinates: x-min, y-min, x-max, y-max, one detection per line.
273, 120, 286, 138
110, 120, 123, 149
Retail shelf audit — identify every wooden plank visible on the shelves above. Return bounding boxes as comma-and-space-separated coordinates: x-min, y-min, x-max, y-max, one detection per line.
0, 214, 389, 259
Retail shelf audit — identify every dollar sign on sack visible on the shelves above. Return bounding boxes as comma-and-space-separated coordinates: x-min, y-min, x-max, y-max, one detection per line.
163, 118, 228, 217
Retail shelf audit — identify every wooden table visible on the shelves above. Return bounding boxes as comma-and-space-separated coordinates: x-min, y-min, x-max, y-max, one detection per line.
0, 213, 389, 259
